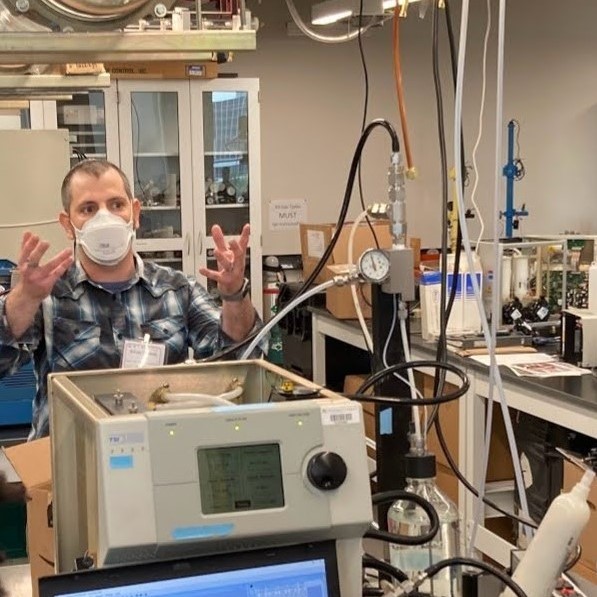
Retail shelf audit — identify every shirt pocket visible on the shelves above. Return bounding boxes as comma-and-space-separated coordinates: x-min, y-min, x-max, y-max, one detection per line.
52, 318, 101, 371
140, 316, 188, 364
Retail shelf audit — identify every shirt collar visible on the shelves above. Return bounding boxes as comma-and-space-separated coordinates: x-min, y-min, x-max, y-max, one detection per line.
69, 254, 145, 291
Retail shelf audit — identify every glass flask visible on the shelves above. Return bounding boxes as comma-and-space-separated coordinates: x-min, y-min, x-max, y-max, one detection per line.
387, 453, 461, 597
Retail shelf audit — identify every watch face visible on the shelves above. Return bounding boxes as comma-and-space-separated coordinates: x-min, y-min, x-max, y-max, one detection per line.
209, 182, 219, 194
225, 184, 236, 197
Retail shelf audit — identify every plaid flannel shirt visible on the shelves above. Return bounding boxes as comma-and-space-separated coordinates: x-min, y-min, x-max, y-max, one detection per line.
0, 256, 262, 439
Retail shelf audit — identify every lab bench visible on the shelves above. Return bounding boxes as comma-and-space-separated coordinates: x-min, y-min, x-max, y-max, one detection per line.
309, 307, 597, 570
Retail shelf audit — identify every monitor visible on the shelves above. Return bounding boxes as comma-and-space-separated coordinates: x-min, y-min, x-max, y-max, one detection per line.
39, 541, 341, 597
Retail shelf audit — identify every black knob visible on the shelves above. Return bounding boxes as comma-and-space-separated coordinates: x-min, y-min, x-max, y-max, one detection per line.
307, 451, 347, 490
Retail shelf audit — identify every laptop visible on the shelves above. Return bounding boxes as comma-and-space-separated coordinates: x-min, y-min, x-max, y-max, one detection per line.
38, 541, 341, 597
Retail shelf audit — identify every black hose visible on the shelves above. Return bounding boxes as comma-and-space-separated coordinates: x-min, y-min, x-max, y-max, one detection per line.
363, 553, 408, 583
365, 491, 439, 546
201, 119, 400, 363
423, 557, 528, 597
350, 360, 469, 406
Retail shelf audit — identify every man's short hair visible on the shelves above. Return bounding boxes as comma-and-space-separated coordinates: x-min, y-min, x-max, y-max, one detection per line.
61, 159, 133, 211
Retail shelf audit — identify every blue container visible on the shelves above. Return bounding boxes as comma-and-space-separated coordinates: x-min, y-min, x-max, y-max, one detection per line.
0, 259, 35, 426
0, 361, 36, 426
0, 258, 15, 291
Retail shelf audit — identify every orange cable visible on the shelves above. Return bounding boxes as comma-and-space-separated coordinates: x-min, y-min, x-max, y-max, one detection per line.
392, 3, 415, 175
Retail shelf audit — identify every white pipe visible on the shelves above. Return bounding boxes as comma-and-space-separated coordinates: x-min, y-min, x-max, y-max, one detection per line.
240, 278, 337, 359
160, 386, 243, 404
452, 0, 532, 554
398, 304, 423, 441
348, 210, 374, 353
348, 213, 426, 411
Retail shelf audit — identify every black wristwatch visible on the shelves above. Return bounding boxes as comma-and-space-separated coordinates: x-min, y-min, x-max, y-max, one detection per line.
219, 277, 250, 302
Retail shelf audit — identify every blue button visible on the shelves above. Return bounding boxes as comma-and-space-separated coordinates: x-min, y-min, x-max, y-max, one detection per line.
171, 524, 234, 540
109, 455, 134, 469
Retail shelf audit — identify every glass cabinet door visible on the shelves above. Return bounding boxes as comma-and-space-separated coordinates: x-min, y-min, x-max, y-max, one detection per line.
117, 81, 194, 274
202, 90, 251, 238
131, 91, 181, 241
191, 79, 262, 317
56, 91, 112, 167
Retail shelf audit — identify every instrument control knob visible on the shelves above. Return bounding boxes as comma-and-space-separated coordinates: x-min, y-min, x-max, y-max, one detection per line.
307, 451, 347, 490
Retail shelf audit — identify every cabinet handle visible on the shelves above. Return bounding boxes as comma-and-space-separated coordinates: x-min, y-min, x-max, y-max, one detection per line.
185, 232, 191, 256
197, 231, 203, 255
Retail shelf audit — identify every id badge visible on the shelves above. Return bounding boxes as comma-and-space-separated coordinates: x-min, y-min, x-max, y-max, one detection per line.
121, 334, 167, 369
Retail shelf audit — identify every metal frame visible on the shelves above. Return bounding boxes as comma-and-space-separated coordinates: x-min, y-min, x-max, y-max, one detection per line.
0, 30, 256, 64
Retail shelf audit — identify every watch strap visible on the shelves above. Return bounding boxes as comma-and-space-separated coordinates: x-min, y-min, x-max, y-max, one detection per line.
218, 277, 250, 302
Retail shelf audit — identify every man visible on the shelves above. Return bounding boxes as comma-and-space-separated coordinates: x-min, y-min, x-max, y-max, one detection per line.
0, 159, 261, 440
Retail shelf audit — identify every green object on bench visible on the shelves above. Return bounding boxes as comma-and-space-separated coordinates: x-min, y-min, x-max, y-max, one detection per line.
0, 501, 27, 560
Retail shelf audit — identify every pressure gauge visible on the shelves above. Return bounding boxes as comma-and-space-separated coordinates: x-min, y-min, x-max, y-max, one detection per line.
358, 248, 390, 283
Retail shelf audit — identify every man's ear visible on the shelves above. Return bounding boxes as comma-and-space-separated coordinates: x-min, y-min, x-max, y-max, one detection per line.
59, 212, 75, 241
132, 198, 142, 230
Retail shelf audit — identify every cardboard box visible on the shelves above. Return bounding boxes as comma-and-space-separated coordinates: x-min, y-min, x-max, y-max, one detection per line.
103, 61, 218, 79
300, 222, 393, 285
421, 372, 515, 482
4, 438, 54, 597
325, 264, 373, 319
563, 461, 597, 574
571, 560, 597, 586
436, 462, 459, 506
299, 221, 394, 319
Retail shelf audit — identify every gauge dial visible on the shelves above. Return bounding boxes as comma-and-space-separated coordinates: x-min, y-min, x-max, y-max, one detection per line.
358, 248, 390, 283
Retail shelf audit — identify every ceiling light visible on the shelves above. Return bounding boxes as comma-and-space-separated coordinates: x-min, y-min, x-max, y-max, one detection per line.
311, 0, 383, 25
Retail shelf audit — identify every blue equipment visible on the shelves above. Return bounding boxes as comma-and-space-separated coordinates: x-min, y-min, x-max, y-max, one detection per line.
0, 259, 36, 426
501, 119, 528, 238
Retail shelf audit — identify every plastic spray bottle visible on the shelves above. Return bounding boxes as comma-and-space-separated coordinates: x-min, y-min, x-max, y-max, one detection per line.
500, 468, 595, 597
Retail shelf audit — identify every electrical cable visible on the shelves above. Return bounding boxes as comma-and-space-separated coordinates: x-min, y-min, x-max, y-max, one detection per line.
297, 119, 399, 298
356, 0, 381, 251
347, 360, 469, 406
397, 298, 425, 439
363, 553, 408, 583
349, 210, 375, 355
431, 0, 449, 380
452, 0, 533, 538
365, 490, 440, 546
432, 416, 537, 528
239, 278, 337, 360
201, 119, 400, 363
471, 0, 492, 252
392, 3, 415, 173
0, 219, 58, 228
511, 119, 526, 181
563, 544, 582, 573
420, 557, 528, 597
131, 98, 146, 204
424, 0, 535, 535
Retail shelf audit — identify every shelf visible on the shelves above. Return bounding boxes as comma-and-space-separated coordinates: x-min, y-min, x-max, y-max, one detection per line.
133, 152, 180, 158
204, 151, 248, 156
141, 205, 180, 211
71, 153, 106, 159
145, 258, 182, 264
205, 204, 249, 210
0, 30, 255, 64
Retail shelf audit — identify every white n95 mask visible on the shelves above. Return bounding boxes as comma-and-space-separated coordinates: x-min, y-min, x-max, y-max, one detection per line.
73, 209, 134, 267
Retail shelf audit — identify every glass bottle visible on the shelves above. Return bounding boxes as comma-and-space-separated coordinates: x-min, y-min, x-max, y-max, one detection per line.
387, 452, 461, 597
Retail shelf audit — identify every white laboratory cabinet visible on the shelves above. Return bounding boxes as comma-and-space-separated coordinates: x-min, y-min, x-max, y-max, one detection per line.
31, 78, 263, 317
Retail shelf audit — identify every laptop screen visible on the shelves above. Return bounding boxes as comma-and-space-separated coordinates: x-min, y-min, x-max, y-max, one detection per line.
39, 542, 341, 597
